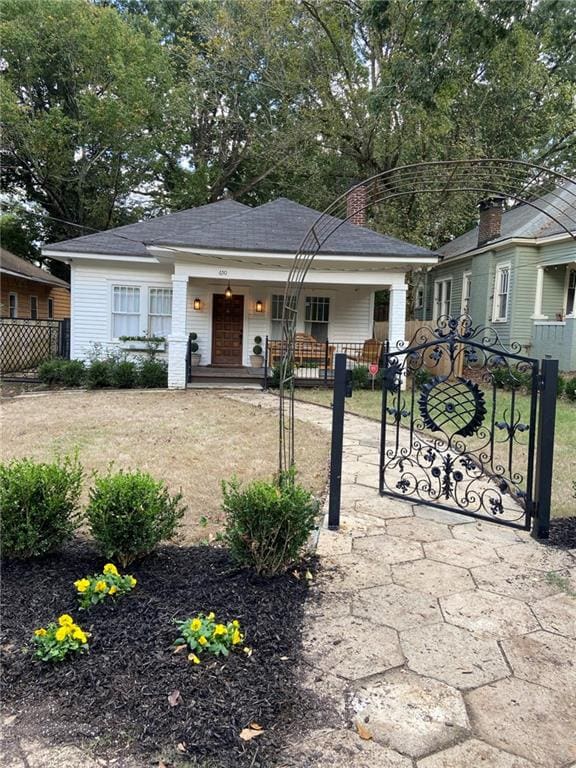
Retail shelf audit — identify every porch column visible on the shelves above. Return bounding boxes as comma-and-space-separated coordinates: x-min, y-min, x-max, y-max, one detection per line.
388, 284, 408, 350
168, 276, 188, 389
532, 267, 546, 319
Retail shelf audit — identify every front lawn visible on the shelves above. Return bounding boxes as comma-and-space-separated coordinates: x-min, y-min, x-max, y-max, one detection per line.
296, 387, 576, 519
0, 390, 330, 543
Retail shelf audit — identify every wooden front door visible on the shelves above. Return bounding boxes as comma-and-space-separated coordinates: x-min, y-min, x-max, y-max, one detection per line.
212, 294, 244, 366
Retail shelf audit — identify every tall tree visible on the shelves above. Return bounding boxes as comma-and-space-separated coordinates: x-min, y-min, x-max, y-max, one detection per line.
0, 0, 170, 264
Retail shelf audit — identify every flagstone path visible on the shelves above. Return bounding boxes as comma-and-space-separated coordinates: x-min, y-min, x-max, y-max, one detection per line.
226, 392, 576, 768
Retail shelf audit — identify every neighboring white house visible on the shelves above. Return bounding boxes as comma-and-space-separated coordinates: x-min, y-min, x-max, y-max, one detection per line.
42, 196, 438, 388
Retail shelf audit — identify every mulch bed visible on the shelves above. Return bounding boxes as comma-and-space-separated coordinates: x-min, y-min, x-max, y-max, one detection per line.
1, 542, 317, 767
547, 516, 576, 549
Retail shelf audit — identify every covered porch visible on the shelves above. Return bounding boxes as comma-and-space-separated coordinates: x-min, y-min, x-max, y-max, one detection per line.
531, 260, 576, 371
165, 265, 409, 389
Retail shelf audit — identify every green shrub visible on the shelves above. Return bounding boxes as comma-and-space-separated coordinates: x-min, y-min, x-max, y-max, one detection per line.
351, 365, 370, 389
61, 360, 86, 387
222, 470, 319, 576
86, 359, 113, 389
111, 360, 138, 389
138, 358, 168, 388
565, 377, 576, 402
491, 365, 530, 391
0, 455, 83, 558
557, 374, 566, 398
38, 358, 65, 385
39, 359, 85, 387
86, 469, 186, 566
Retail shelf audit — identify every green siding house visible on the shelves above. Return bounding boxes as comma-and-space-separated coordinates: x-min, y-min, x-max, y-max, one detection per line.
415, 184, 576, 372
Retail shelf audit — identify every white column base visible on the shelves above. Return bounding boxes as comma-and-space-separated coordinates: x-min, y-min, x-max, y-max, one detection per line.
168, 337, 187, 389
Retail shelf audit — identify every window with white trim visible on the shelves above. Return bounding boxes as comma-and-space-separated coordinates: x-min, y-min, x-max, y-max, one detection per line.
148, 288, 172, 336
415, 287, 424, 310
493, 264, 510, 322
566, 269, 576, 317
48, 298, 54, 319
462, 272, 472, 315
305, 296, 330, 341
112, 286, 141, 337
270, 294, 296, 340
433, 279, 451, 321
9, 293, 17, 319
30, 296, 38, 320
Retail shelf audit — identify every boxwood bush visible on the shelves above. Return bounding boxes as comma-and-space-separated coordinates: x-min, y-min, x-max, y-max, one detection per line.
138, 358, 168, 388
38, 359, 85, 387
111, 360, 138, 389
222, 470, 319, 576
0, 455, 83, 558
565, 376, 576, 402
86, 469, 186, 566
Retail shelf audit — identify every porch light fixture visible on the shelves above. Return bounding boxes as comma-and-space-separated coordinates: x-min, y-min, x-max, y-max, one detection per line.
225, 281, 233, 299
193, 297, 202, 311
255, 299, 263, 313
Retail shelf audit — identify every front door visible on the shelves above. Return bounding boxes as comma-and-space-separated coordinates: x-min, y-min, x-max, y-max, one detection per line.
212, 294, 244, 366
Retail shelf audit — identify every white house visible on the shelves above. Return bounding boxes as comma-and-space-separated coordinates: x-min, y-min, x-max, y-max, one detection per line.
42, 196, 438, 388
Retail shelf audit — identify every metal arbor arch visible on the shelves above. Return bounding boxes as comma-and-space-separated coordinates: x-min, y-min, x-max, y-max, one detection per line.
279, 159, 576, 473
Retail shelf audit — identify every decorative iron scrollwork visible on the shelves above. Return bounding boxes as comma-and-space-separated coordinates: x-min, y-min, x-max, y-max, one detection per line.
418, 376, 487, 438
380, 313, 539, 529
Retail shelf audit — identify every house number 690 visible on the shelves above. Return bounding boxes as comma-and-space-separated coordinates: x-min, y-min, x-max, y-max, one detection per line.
218, 269, 228, 276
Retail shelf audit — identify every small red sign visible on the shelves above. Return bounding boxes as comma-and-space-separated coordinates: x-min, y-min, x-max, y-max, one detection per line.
369, 363, 379, 376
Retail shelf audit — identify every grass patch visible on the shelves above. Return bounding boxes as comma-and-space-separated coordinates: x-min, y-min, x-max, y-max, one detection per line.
0, 390, 330, 544
296, 387, 576, 519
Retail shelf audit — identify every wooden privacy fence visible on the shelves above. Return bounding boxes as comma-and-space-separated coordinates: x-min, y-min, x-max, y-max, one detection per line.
373, 320, 420, 343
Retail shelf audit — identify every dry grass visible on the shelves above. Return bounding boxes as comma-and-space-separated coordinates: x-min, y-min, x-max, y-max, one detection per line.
0, 390, 330, 544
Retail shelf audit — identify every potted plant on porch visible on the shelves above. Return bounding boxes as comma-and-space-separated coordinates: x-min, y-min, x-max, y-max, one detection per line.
249, 336, 264, 368
189, 333, 201, 366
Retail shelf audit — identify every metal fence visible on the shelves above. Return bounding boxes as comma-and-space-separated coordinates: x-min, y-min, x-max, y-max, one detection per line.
0, 318, 70, 379
263, 336, 384, 386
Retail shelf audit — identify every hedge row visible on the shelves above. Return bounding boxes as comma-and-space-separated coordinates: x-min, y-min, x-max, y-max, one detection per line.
38, 357, 168, 389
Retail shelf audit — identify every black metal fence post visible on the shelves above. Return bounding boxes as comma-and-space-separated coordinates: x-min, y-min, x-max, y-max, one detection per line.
532, 358, 558, 540
323, 339, 329, 386
59, 318, 71, 359
263, 336, 269, 390
185, 333, 192, 385
328, 353, 347, 530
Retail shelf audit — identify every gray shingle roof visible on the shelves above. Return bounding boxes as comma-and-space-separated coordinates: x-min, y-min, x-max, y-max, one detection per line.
0, 248, 69, 288
148, 197, 436, 258
44, 197, 436, 260
44, 200, 249, 257
439, 182, 576, 260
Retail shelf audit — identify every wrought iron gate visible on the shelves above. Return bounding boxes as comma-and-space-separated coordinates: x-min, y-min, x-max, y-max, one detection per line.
379, 316, 557, 536
0, 318, 70, 381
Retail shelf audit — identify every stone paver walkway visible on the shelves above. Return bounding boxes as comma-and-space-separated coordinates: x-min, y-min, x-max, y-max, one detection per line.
227, 392, 576, 768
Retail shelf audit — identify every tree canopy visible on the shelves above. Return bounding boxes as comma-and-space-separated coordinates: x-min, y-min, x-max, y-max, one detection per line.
1, 0, 574, 271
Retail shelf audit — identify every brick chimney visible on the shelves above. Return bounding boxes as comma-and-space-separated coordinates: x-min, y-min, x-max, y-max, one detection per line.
478, 198, 504, 247
346, 183, 367, 226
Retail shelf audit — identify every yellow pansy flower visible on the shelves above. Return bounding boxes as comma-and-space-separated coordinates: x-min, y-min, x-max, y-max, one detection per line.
95, 581, 107, 593
72, 628, 88, 644
188, 653, 201, 665
103, 563, 119, 576
232, 620, 240, 628
198, 635, 208, 646
55, 626, 71, 642
232, 629, 242, 645
128, 576, 137, 588
213, 624, 227, 637
34, 628, 47, 637
190, 618, 202, 632
58, 614, 74, 626
74, 579, 90, 593
108, 586, 118, 596
207, 612, 215, 621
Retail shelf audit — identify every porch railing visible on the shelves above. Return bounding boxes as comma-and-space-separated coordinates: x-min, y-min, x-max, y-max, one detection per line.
532, 317, 576, 372
263, 335, 384, 388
